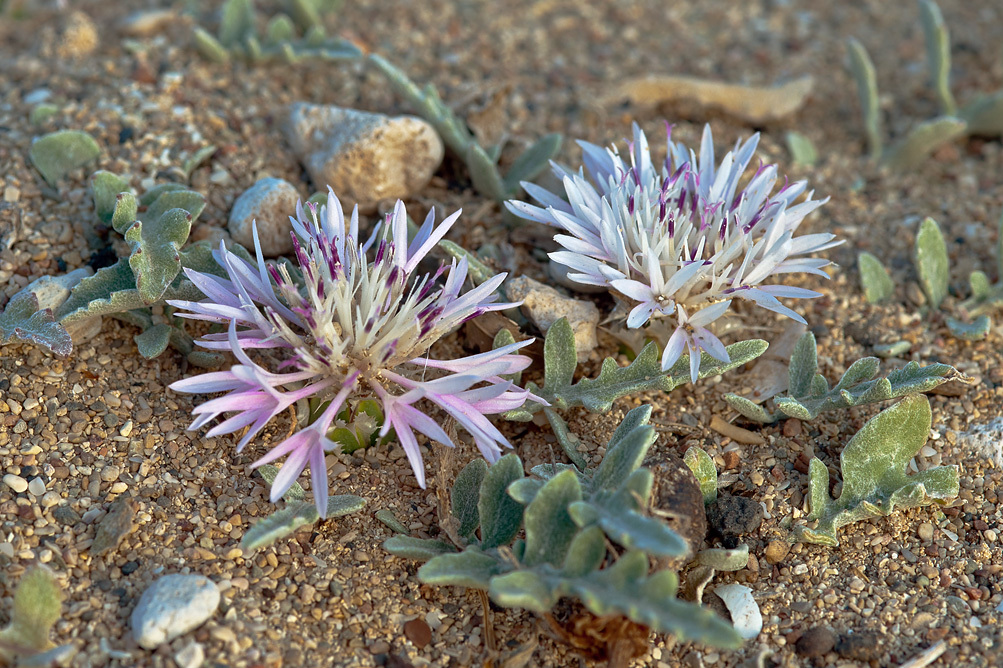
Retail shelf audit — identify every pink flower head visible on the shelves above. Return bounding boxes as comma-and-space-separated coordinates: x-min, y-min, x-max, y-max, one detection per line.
169, 190, 536, 516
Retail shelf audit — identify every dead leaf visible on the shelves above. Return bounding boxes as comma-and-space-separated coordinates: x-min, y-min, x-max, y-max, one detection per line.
603, 74, 814, 124
89, 497, 136, 557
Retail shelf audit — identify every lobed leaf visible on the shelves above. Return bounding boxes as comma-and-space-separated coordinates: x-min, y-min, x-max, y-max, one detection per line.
241, 496, 365, 552
798, 395, 959, 546
0, 291, 72, 357
419, 549, 508, 590
946, 315, 991, 341
90, 170, 132, 225
125, 208, 193, 305
0, 566, 63, 660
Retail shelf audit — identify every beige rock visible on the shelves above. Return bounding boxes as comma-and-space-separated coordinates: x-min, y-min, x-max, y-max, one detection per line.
506, 276, 599, 361
57, 11, 99, 60
228, 178, 301, 257
285, 103, 443, 212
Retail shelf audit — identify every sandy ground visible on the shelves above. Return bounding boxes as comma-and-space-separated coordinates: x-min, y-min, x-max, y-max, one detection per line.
0, 0, 1001, 666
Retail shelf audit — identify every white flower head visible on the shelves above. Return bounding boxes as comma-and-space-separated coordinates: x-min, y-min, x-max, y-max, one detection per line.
506, 123, 841, 379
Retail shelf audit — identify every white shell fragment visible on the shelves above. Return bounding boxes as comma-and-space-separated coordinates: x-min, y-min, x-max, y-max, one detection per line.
714, 583, 762, 641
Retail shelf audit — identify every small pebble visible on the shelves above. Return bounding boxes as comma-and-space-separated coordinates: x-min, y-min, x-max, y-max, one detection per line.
40, 490, 60, 508
100, 465, 121, 482
227, 177, 301, 257
404, 618, 432, 648
131, 574, 221, 649
835, 630, 881, 661
174, 641, 205, 668
764, 540, 790, 564
3, 474, 28, 493
505, 276, 599, 361
28, 477, 46, 496
917, 522, 935, 542
795, 626, 836, 658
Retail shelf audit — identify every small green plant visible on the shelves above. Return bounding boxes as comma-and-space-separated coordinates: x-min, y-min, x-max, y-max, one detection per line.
858, 215, 1000, 340
847, 0, 1003, 171
0, 566, 64, 663
29, 129, 101, 187
723, 330, 962, 423
384, 406, 742, 660
505, 317, 767, 468
193, 0, 362, 65
0, 169, 242, 366
798, 394, 959, 546
683, 446, 718, 505
241, 464, 366, 552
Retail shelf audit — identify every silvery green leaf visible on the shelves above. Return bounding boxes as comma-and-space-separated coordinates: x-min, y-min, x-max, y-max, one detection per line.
0, 566, 63, 657
697, 544, 749, 571
833, 356, 880, 391
182, 145, 217, 181
543, 408, 588, 471
452, 459, 487, 539
382, 536, 456, 561
784, 131, 817, 166
507, 477, 544, 505
489, 570, 561, 612
439, 240, 497, 286
592, 418, 655, 492
257, 464, 307, 501
788, 331, 818, 398
593, 506, 688, 557
960, 90, 1003, 137
90, 171, 132, 225
846, 37, 882, 160
722, 393, 776, 423
144, 189, 206, 227
418, 549, 507, 590
375, 509, 409, 536
134, 323, 172, 359
683, 446, 718, 505
218, 0, 255, 47
882, 117, 966, 173
0, 291, 72, 357
478, 453, 524, 549
289, 0, 322, 31
241, 496, 365, 552
542, 317, 577, 402
110, 192, 140, 236
798, 395, 959, 546
138, 183, 189, 206
521, 469, 581, 567
503, 133, 562, 195
946, 314, 991, 341
561, 526, 606, 577
919, 0, 956, 116
30, 130, 101, 186
914, 216, 950, 310
125, 209, 192, 305
858, 251, 895, 303
193, 26, 230, 63
969, 271, 991, 300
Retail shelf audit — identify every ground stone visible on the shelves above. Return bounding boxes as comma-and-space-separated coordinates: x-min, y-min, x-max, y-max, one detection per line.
131, 574, 220, 649
505, 275, 599, 361
764, 540, 790, 564
706, 494, 764, 546
285, 103, 443, 212
796, 626, 836, 658
227, 177, 301, 257
835, 630, 882, 661
3, 473, 27, 493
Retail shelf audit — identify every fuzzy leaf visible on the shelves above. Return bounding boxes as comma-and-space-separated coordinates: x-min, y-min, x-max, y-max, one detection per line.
134, 323, 173, 359
478, 453, 525, 549
858, 251, 895, 303
182, 145, 217, 180
289, 0, 322, 30
561, 526, 606, 578
382, 536, 457, 561
723, 393, 775, 423
946, 315, 991, 341
914, 217, 950, 310
125, 208, 192, 304
256, 464, 306, 502
785, 131, 818, 166
846, 37, 883, 160
591, 505, 688, 557
438, 240, 498, 286
489, 570, 561, 612
569, 552, 742, 648
453, 459, 488, 539
542, 408, 589, 471
264, 14, 296, 45
109, 192, 140, 235
503, 133, 563, 194
542, 317, 577, 399
788, 330, 818, 397
919, 0, 956, 116
593, 406, 655, 491
799, 395, 959, 546
30, 130, 101, 186
55, 259, 143, 324
0, 291, 72, 357
697, 544, 749, 571
218, 0, 256, 47
961, 90, 1003, 136
419, 549, 508, 590
241, 496, 365, 552
0, 566, 63, 659
521, 469, 582, 567
684, 446, 718, 505
882, 117, 966, 173
144, 189, 206, 227
193, 26, 230, 63
91, 171, 132, 225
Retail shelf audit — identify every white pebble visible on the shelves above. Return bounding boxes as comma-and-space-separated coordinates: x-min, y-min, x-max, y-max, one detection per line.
3, 474, 28, 493
131, 574, 221, 649
41, 490, 61, 508
27, 477, 47, 496
227, 178, 301, 257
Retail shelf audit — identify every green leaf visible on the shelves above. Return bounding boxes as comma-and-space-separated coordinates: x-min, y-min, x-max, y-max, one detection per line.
543, 408, 588, 471
914, 217, 950, 309
0, 566, 63, 659
785, 131, 818, 166
489, 570, 561, 612
289, 0, 322, 31
697, 544, 749, 571
257, 464, 307, 501
946, 315, 991, 341
478, 453, 525, 549
218, 0, 256, 47
846, 37, 882, 160
182, 145, 217, 181
960, 90, 1003, 136
543, 317, 577, 401
125, 208, 192, 304
561, 526, 606, 577
788, 330, 818, 398
452, 459, 487, 539
139, 183, 189, 207
193, 26, 230, 63
592, 418, 655, 492
382, 536, 456, 561
570, 552, 742, 648
798, 395, 959, 546
882, 117, 966, 173
91, 171, 132, 225
722, 393, 775, 423
439, 239, 498, 287
683, 446, 718, 505
521, 469, 582, 567
110, 192, 140, 236
144, 189, 206, 226
134, 323, 173, 359
30, 130, 101, 186
241, 496, 366, 552
264, 13, 296, 45
419, 549, 507, 590
919, 0, 956, 116
0, 291, 72, 357
55, 259, 143, 324
969, 271, 991, 300
593, 506, 688, 557
858, 251, 895, 303
503, 133, 563, 195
